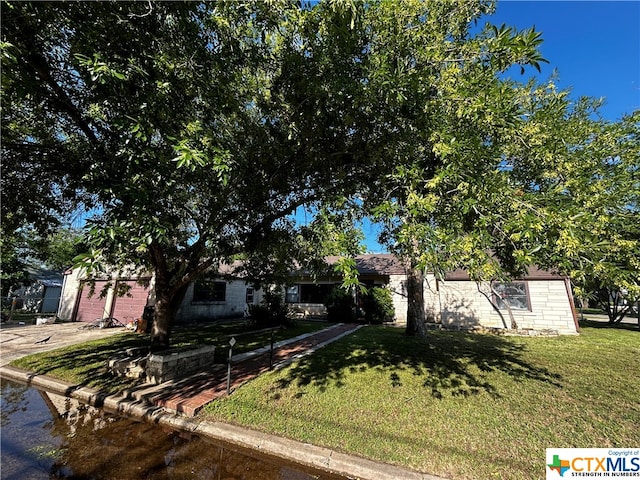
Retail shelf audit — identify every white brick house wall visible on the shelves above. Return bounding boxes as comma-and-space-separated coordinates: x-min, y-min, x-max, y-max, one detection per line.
388, 274, 408, 325
423, 274, 578, 334
175, 280, 262, 323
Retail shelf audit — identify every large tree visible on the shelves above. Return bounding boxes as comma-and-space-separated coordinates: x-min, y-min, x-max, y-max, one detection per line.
351, 1, 549, 335
488, 88, 639, 325
2, 1, 394, 348
372, 72, 639, 333
532, 108, 639, 324
349, 3, 638, 335
5, 0, 603, 344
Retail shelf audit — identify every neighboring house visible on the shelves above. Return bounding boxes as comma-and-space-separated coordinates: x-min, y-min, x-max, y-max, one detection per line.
7, 267, 64, 314
423, 267, 579, 334
285, 254, 407, 323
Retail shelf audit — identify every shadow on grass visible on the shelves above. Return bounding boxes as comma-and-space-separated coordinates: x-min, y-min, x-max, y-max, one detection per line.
274, 326, 563, 399
13, 320, 328, 398
16, 334, 152, 394
14, 325, 243, 394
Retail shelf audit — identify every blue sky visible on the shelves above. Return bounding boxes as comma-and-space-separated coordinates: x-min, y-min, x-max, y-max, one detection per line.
489, 1, 640, 122
362, 0, 640, 253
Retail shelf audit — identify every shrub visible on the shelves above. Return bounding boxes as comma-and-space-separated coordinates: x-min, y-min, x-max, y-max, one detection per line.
362, 286, 395, 324
248, 289, 294, 329
324, 287, 356, 323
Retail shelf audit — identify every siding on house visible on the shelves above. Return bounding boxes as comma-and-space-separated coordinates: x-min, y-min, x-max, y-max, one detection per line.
41, 286, 62, 313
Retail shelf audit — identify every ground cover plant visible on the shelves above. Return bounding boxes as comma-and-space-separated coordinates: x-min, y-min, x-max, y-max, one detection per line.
202, 322, 640, 480
10, 320, 327, 393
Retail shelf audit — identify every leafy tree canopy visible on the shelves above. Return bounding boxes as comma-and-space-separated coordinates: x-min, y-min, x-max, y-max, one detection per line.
4, 0, 604, 343
3, 0, 391, 346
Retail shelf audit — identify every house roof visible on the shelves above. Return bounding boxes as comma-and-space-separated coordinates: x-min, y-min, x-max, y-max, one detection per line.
298, 254, 565, 280
444, 265, 565, 281
26, 266, 64, 286
324, 254, 406, 276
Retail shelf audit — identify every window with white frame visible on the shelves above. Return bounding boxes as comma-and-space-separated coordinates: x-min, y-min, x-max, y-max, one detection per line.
246, 287, 254, 304
492, 281, 531, 311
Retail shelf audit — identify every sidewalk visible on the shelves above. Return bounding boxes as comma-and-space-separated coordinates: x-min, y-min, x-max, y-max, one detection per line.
0, 320, 125, 367
125, 323, 361, 416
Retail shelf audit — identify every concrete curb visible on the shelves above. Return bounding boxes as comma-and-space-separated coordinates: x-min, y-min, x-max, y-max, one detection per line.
0, 364, 446, 480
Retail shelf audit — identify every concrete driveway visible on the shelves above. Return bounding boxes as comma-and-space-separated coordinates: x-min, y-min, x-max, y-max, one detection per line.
581, 313, 640, 327
0, 321, 127, 367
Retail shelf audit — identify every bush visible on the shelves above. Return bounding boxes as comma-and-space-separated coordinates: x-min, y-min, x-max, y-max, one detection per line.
362, 286, 395, 324
248, 289, 294, 329
324, 287, 356, 323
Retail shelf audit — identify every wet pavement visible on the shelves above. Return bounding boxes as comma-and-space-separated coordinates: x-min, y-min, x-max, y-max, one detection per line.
1, 378, 347, 480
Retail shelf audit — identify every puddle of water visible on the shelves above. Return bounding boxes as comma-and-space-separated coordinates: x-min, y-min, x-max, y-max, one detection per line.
1, 379, 346, 480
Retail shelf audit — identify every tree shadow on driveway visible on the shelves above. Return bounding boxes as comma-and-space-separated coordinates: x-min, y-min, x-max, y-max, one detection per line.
273, 326, 563, 399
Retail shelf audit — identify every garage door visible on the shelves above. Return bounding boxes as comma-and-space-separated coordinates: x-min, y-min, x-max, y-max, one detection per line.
110, 280, 150, 324
74, 281, 110, 323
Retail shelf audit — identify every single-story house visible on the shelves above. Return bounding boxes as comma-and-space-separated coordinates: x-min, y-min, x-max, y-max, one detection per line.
423, 267, 579, 334
6, 267, 63, 314
58, 255, 578, 334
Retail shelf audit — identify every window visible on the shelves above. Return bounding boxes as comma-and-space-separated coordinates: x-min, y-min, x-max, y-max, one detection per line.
246, 287, 254, 304
285, 284, 337, 303
492, 281, 530, 310
300, 284, 335, 303
285, 285, 299, 303
193, 280, 226, 302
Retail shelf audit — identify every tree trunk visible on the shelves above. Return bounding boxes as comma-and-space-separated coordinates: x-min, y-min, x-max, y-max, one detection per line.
490, 286, 518, 330
150, 284, 189, 351
405, 265, 428, 337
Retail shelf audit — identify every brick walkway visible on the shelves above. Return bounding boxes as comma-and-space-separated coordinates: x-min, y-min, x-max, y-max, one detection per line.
132, 323, 361, 416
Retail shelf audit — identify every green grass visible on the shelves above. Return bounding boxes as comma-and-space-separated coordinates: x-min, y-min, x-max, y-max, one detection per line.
10, 320, 327, 393
201, 321, 640, 480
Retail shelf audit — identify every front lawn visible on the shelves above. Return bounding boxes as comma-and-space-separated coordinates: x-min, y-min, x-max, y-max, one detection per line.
201, 321, 640, 480
10, 320, 327, 392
